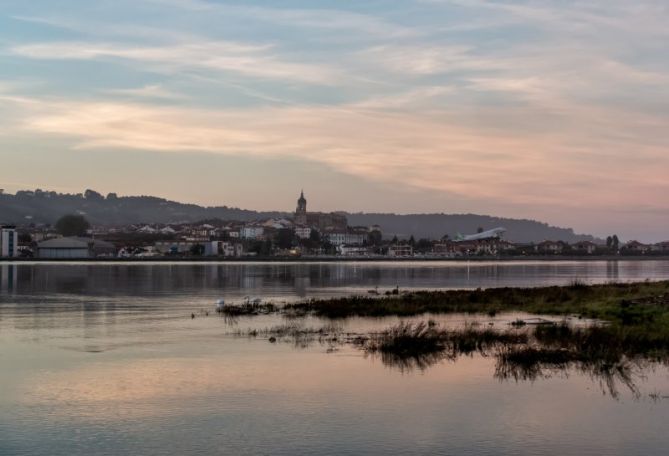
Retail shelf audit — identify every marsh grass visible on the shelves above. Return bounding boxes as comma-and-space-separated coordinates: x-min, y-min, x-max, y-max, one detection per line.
281, 281, 669, 323
358, 320, 666, 397
233, 322, 346, 348
221, 302, 277, 316
357, 322, 529, 372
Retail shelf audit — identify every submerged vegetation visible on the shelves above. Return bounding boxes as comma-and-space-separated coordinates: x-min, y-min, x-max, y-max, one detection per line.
354, 321, 659, 398
221, 280, 669, 397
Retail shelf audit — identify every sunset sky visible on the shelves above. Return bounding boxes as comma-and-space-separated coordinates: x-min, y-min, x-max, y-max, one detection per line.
1, 0, 668, 241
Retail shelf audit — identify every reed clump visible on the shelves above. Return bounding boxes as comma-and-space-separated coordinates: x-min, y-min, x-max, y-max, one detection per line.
221, 302, 277, 316
360, 319, 667, 397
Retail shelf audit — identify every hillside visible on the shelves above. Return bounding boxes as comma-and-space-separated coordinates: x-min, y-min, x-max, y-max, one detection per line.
346, 213, 597, 243
0, 189, 597, 243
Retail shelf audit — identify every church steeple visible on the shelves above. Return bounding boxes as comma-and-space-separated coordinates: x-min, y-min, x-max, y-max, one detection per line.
296, 190, 307, 214
295, 190, 307, 225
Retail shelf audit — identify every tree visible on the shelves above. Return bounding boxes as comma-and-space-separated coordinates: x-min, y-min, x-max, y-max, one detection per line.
190, 243, 205, 256
416, 238, 433, 253
477, 227, 484, 233
84, 189, 104, 201
18, 233, 33, 244
606, 236, 613, 248
276, 228, 296, 250
309, 229, 321, 243
55, 214, 90, 237
612, 235, 620, 251
368, 229, 382, 246
409, 235, 416, 247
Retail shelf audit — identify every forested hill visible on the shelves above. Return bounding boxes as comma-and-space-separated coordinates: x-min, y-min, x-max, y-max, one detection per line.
0, 189, 597, 243
0, 189, 283, 225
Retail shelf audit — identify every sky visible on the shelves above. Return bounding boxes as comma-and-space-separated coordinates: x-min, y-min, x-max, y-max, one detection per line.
0, 0, 668, 241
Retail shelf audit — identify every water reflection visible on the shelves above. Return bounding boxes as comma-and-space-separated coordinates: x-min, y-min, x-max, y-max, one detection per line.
0, 264, 17, 293
2, 260, 669, 301
246, 319, 659, 399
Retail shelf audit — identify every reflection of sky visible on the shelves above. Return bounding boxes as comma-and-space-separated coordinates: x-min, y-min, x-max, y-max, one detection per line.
2, 262, 669, 453
2, 336, 669, 455
1, 1, 669, 240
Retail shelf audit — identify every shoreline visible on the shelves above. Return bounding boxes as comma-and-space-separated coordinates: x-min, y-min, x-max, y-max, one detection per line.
3, 255, 669, 263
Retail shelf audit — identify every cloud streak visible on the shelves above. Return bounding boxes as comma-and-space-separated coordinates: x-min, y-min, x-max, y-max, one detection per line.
11, 40, 340, 84
6, 94, 668, 213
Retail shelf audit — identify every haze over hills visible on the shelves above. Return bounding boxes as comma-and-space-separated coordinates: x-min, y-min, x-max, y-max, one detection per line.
0, 189, 598, 243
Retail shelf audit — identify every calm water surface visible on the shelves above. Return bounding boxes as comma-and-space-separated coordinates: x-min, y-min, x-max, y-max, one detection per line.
1, 261, 668, 455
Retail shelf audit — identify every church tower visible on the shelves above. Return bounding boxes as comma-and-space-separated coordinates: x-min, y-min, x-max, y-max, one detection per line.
295, 190, 307, 225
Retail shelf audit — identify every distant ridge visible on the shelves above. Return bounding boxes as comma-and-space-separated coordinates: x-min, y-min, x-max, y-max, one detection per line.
345, 213, 598, 244
0, 189, 597, 243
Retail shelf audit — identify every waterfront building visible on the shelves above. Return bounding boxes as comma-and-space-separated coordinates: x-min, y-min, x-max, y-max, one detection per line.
536, 240, 567, 254
623, 240, 651, 254
0, 225, 18, 258
387, 245, 413, 257
37, 237, 116, 259
325, 229, 367, 246
337, 245, 370, 256
572, 241, 598, 254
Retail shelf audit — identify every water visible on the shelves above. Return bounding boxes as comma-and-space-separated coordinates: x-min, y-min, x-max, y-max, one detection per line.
1, 261, 669, 455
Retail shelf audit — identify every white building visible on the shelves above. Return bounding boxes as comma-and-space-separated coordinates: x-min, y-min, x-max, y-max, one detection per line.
241, 226, 265, 240
0, 225, 19, 258
203, 241, 244, 257
337, 245, 369, 256
326, 230, 366, 246
221, 242, 244, 257
294, 226, 313, 240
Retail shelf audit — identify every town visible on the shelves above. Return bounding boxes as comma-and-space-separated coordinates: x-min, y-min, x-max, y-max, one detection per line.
1, 191, 668, 260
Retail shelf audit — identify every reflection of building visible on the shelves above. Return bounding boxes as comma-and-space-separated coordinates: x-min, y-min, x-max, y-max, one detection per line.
0, 264, 17, 292
0, 225, 18, 258
293, 191, 347, 231
37, 237, 116, 259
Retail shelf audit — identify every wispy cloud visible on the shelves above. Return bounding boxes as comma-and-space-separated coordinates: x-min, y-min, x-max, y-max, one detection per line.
11, 40, 339, 84
5, 94, 667, 212
103, 84, 187, 100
